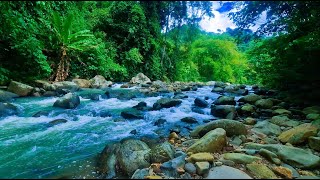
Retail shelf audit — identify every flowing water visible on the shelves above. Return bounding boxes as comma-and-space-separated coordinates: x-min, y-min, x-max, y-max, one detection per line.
0, 84, 243, 179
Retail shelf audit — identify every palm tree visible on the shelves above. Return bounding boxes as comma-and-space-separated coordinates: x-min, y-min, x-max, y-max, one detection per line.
50, 12, 98, 82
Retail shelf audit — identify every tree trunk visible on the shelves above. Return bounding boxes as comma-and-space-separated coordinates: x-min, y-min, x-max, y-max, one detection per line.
54, 47, 70, 82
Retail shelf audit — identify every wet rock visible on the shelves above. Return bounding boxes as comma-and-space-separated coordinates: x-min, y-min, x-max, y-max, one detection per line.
272, 166, 293, 179
211, 105, 235, 118
190, 119, 247, 137
131, 168, 149, 179
191, 107, 206, 114
214, 96, 236, 105
160, 154, 187, 178
259, 148, 281, 165
243, 117, 257, 125
0, 90, 18, 102
184, 163, 196, 174
238, 94, 261, 104
252, 121, 281, 136
90, 75, 112, 89
211, 87, 224, 93
194, 97, 209, 108
132, 101, 147, 110
230, 136, 243, 146
181, 117, 198, 124
272, 109, 292, 116
244, 142, 320, 169
53, 93, 80, 109
240, 104, 255, 116
121, 108, 144, 119
173, 93, 188, 99
270, 115, 300, 127
307, 113, 320, 120
72, 78, 91, 88
303, 106, 320, 115
130, 129, 137, 135
154, 119, 167, 127
7, 81, 34, 96
153, 98, 182, 110
48, 119, 67, 127
98, 143, 120, 178
278, 123, 318, 144
0, 102, 18, 117
246, 162, 278, 179
282, 163, 300, 178
214, 81, 226, 88
150, 142, 175, 163
43, 91, 57, 97
187, 128, 226, 153
130, 73, 151, 84
311, 119, 320, 129
186, 153, 214, 163
255, 99, 273, 109
234, 89, 249, 96
222, 153, 261, 164
308, 136, 320, 151
32, 110, 50, 117
53, 81, 79, 92
195, 161, 210, 175
205, 165, 252, 179
117, 139, 151, 176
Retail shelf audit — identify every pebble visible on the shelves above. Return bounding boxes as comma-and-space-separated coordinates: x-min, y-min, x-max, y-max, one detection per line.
214, 161, 223, 166
184, 163, 196, 174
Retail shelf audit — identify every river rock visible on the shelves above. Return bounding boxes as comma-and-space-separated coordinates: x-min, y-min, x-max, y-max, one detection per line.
181, 117, 198, 124
160, 154, 187, 177
278, 123, 318, 144
130, 73, 151, 84
272, 109, 292, 116
154, 118, 167, 127
90, 75, 112, 89
43, 91, 57, 97
184, 163, 196, 174
117, 139, 151, 176
0, 90, 18, 102
173, 93, 188, 99
53, 81, 79, 92
48, 119, 67, 127
190, 119, 247, 137
121, 108, 144, 119
241, 104, 255, 116
211, 87, 224, 93
270, 115, 300, 127
238, 94, 261, 104
214, 96, 236, 105
243, 117, 256, 125
246, 162, 278, 179
255, 99, 273, 109
211, 105, 235, 118
53, 93, 80, 109
98, 143, 120, 178
7, 81, 34, 96
252, 120, 281, 136
195, 162, 210, 175
187, 128, 226, 153
0, 102, 18, 117
308, 136, 320, 151
153, 98, 182, 110
311, 119, 320, 129
244, 142, 320, 169
72, 78, 91, 88
194, 97, 208, 107
307, 113, 320, 120
186, 153, 214, 163
32, 110, 50, 117
214, 81, 226, 88
205, 165, 252, 179
272, 166, 293, 179
222, 153, 261, 164
303, 106, 320, 115
150, 142, 175, 163
258, 148, 281, 165
131, 168, 149, 179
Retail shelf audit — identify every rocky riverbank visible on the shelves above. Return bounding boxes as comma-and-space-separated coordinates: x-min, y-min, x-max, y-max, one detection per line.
1, 73, 320, 179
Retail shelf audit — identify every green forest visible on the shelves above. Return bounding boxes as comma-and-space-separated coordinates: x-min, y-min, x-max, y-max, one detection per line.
1, 1, 320, 99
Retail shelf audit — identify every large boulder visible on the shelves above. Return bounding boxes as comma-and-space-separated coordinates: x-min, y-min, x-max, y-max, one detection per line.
150, 142, 175, 163
252, 121, 281, 136
214, 96, 236, 105
97, 143, 120, 179
211, 105, 235, 118
190, 119, 247, 137
117, 139, 151, 176
72, 78, 91, 88
7, 81, 34, 96
194, 97, 209, 108
0, 102, 18, 117
205, 165, 252, 179
238, 94, 261, 104
278, 123, 318, 144
34, 80, 56, 91
53, 81, 79, 92
244, 142, 320, 169
187, 128, 226, 153
53, 93, 80, 109
153, 98, 182, 110
130, 73, 151, 84
0, 90, 18, 102
255, 99, 273, 109
90, 75, 112, 89
121, 108, 144, 119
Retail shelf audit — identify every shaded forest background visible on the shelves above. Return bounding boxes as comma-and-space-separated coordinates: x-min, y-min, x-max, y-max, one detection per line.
1, 1, 320, 102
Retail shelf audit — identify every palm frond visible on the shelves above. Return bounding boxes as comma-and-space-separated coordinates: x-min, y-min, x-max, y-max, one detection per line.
62, 13, 73, 43
52, 11, 62, 42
